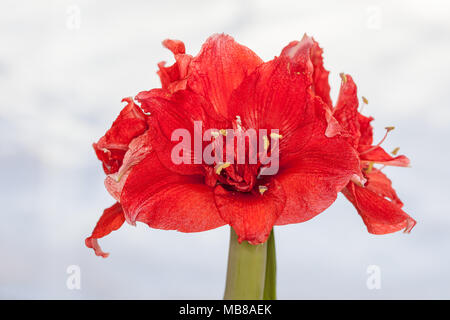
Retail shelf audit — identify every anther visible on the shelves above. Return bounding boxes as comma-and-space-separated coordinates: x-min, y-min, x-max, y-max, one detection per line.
258, 185, 268, 195
270, 133, 283, 139
362, 96, 369, 104
215, 162, 231, 175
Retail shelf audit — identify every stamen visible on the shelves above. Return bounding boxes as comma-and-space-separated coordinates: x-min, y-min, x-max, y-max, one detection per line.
211, 130, 220, 138
219, 129, 227, 136
339, 73, 347, 84
359, 126, 395, 155
215, 162, 231, 175
391, 147, 400, 156
258, 185, 268, 195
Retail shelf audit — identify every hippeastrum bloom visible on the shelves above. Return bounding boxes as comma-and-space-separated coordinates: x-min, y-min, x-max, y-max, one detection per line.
330, 73, 416, 234
86, 34, 362, 258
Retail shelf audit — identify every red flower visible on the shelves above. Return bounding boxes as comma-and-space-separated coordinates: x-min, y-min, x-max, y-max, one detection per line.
331, 73, 416, 234
86, 34, 363, 257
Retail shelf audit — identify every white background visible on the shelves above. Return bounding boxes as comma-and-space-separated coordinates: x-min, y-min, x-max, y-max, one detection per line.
1, 0, 449, 299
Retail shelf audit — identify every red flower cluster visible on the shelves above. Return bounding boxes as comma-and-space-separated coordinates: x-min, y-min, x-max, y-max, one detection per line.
86, 34, 415, 257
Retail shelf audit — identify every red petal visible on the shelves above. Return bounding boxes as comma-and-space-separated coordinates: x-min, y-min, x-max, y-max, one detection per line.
343, 183, 416, 234
365, 169, 403, 207
93, 98, 148, 174
359, 145, 410, 167
227, 36, 318, 147
136, 89, 225, 175
358, 114, 374, 146
157, 39, 192, 93
332, 74, 360, 148
85, 202, 125, 258
309, 37, 332, 107
275, 134, 360, 225
120, 153, 225, 231
104, 131, 152, 200
214, 179, 285, 244
162, 39, 185, 55
188, 34, 263, 119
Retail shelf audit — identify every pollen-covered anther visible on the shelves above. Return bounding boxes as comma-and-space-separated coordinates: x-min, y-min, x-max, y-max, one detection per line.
258, 185, 268, 195
270, 133, 283, 139
391, 147, 400, 156
364, 161, 375, 174
215, 162, 231, 175
385, 126, 395, 132
339, 73, 347, 83
362, 96, 369, 104
219, 129, 227, 136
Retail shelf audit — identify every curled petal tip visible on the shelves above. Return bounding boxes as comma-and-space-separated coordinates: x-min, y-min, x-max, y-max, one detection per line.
404, 218, 417, 234
85, 237, 110, 258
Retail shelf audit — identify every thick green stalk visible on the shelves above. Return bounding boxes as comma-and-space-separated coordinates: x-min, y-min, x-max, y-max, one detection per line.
223, 227, 268, 300
263, 229, 277, 300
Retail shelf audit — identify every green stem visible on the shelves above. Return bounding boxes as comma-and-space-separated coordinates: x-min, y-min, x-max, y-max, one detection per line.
263, 229, 277, 300
223, 227, 268, 300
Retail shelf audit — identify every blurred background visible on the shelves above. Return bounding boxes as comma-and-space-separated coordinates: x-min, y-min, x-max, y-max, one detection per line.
1, 0, 449, 299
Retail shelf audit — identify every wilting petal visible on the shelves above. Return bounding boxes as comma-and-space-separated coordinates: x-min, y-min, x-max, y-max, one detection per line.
365, 168, 403, 206
343, 183, 416, 234
121, 153, 225, 231
359, 145, 410, 167
188, 34, 263, 119
276, 135, 360, 225
214, 179, 285, 244
332, 74, 361, 148
93, 98, 148, 174
85, 202, 125, 258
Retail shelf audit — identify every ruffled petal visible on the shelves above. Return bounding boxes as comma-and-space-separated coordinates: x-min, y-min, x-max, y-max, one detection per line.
332, 74, 360, 148
275, 133, 360, 225
85, 202, 125, 258
188, 34, 263, 119
309, 37, 332, 107
342, 183, 416, 234
214, 179, 285, 244
105, 131, 152, 200
358, 114, 374, 146
157, 39, 192, 93
121, 153, 225, 231
93, 98, 148, 174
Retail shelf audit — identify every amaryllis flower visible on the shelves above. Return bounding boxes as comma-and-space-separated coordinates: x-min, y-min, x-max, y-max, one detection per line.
330, 73, 416, 234
86, 34, 362, 257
